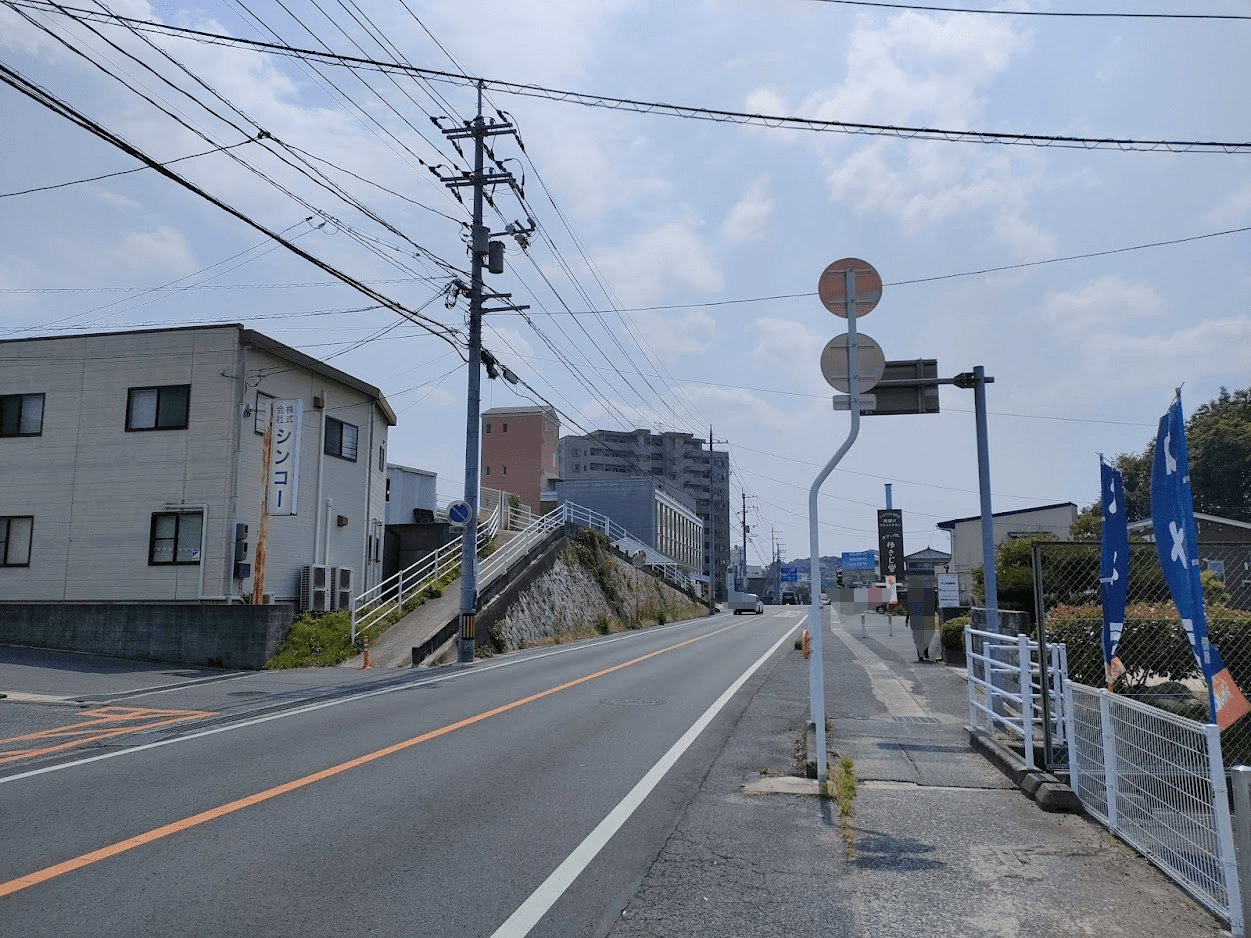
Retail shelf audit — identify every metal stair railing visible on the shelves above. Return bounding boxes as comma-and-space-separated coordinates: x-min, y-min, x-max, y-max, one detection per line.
350, 498, 698, 642
351, 492, 503, 642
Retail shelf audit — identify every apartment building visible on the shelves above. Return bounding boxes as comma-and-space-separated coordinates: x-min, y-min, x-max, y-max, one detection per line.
558, 429, 730, 599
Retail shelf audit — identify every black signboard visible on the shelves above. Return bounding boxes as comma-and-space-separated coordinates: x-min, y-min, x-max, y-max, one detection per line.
877, 509, 904, 580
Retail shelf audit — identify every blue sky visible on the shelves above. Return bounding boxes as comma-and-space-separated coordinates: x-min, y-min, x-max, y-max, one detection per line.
2, 0, 1248, 567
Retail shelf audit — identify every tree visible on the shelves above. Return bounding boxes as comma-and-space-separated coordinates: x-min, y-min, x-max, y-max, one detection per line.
1096, 385, 1251, 525
1188, 387, 1251, 524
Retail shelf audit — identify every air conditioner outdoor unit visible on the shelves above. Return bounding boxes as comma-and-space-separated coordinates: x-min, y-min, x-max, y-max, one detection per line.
330, 567, 353, 611
300, 564, 332, 612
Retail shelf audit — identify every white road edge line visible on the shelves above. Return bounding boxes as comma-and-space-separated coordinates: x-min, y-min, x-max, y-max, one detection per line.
0, 616, 722, 785
489, 620, 803, 938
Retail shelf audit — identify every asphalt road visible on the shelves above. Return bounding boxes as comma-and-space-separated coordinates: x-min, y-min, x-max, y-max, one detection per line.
0, 611, 804, 938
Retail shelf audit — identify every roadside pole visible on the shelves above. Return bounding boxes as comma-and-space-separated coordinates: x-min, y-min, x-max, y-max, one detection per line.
809, 258, 883, 783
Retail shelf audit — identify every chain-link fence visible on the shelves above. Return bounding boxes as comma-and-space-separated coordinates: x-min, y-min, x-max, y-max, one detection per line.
1035, 541, 1251, 766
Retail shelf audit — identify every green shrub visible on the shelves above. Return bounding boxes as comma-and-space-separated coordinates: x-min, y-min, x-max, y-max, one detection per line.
266, 610, 355, 668
940, 615, 970, 650
1040, 602, 1251, 692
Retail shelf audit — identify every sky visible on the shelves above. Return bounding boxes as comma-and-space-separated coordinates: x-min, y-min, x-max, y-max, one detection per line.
2, 0, 1249, 570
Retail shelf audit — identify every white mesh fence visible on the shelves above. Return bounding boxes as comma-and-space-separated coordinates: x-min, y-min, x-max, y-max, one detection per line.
1065, 680, 1241, 933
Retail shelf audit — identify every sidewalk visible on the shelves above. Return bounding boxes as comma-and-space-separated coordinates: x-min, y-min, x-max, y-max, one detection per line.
607, 607, 1230, 937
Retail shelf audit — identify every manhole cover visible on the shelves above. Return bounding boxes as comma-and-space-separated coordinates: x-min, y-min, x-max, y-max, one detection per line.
228, 691, 270, 698
600, 697, 665, 707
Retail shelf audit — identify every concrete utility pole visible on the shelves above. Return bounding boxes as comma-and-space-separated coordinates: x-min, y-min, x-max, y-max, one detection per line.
741, 489, 749, 590
707, 425, 716, 613
438, 84, 525, 663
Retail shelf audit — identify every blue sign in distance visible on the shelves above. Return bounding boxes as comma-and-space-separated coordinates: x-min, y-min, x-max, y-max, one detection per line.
841, 550, 877, 571
447, 500, 473, 526
781, 566, 798, 582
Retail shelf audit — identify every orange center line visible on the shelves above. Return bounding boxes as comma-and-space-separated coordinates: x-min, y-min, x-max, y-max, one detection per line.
0, 620, 747, 899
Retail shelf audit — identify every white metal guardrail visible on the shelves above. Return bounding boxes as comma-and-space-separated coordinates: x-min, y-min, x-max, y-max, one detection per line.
965, 627, 1068, 771
350, 499, 698, 642
1065, 681, 1242, 935
351, 493, 503, 641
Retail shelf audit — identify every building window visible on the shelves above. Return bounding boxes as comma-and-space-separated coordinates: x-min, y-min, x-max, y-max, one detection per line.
485, 465, 491, 476
0, 516, 33, 566
254, 391, 275, 434
485, 423, 491, 433
0, 393, 44, 437
503, 422, 508, 432
378, 444, 386, 472
148, 512, 202, 565
324, 417, 358, 461
502, 465, 507, 475
127, 385, 190, 431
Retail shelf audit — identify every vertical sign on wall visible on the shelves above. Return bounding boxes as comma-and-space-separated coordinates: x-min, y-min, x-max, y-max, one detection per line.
268, 399, 303, 515
877, 509, 904, 583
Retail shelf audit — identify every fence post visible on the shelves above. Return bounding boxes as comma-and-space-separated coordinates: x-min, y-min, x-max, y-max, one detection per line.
1207, 724, 1244, 937
1099, 692, 1120, 831
1019, 631, 1035, 771
966, 626, 978, 728
1063, 679, 1078, 790
1232, 765, 1251, 938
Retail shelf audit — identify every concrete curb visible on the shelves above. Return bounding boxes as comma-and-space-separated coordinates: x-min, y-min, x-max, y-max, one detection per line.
968, 727, 1082, 813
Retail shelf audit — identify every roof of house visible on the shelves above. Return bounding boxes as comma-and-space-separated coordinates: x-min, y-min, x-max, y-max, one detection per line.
482, 405, 557, 419
905, 547, 952, 561
0, 324, 397, 426
1127, 513, 1251, 532
936, 501, 1077, 530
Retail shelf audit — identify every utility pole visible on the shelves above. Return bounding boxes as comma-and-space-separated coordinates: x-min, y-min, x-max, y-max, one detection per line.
707, 425, 716, 613
437, 85, 527, 663
741, 489, 749, 590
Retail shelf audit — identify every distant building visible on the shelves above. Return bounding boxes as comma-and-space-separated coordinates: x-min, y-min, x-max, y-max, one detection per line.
385, 464, 438, 524
559, 428, 730, 599
904, 547, 952, 578
936, 502, 1077, 606
0, 324, 395, 608
481, 405, 560, 514
554, 477, 703, 572
1127, 512, 1251, 610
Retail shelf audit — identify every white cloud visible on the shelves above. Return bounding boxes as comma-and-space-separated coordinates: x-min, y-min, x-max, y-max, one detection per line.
105, 226, 195, 274
594, 220, 723, 308
721, 176, 773, 243
1204, 179, 1251, 228
1040, 276, 1167, 329
798, 11, 1027, 128
752, 316, 825, 365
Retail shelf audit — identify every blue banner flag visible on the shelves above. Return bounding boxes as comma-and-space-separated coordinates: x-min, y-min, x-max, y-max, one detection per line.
1099, 459, 1128, 688
1150, 393, 1250, 728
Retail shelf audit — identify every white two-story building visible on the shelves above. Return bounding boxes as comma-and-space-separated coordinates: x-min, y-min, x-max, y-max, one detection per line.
0, 324, 395, 611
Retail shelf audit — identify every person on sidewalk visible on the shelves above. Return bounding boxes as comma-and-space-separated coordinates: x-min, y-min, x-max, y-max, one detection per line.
909, 582, 938, 661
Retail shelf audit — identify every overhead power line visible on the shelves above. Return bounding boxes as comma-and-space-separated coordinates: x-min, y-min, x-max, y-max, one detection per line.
14, 2, 1251, 154
801, 0, 1251, 20
0, 59, 466, 356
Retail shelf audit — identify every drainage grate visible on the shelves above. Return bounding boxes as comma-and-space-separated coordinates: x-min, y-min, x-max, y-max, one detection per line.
600, 697, 665, 707
894, 715, 940, 724
227, 691, 270, 698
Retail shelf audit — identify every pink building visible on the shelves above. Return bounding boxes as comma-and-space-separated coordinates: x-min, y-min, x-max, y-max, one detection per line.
480, 405, 560, 513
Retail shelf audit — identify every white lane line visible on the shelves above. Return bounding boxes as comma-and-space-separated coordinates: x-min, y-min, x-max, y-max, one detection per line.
0, 617, 727, 785
489, 623, 801, 938
829, 614, 928, 719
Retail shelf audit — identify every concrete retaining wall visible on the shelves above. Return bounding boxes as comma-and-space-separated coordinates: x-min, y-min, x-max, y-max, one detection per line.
0, 603, 294, 670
